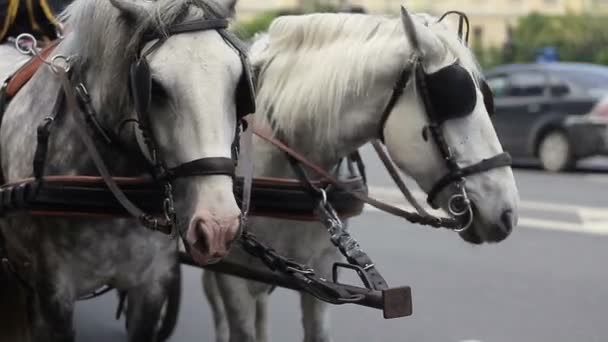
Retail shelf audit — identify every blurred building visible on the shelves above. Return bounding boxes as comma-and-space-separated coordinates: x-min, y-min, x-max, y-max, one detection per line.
236, 0, 608, 47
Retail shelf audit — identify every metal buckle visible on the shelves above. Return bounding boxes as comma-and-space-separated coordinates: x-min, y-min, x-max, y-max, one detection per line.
286, 266, 315, 275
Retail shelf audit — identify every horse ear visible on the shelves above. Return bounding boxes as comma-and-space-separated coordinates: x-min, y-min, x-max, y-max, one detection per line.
109, 0, 150, 21
400, 6, 421, 54
215, 0, 238, 18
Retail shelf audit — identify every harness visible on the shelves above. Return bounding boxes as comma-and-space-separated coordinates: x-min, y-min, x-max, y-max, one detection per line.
377, 8, 512, 229
0, 10, 262, 308
219, 10, 514, 317
0, 8, 513, 320
0, 16, 255, 234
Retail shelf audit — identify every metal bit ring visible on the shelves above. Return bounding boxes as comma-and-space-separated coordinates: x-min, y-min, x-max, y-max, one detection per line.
448, 193, 470, 216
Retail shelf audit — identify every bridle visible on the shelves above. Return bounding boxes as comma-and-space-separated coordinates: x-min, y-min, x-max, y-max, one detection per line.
124, 18, 255, 232
34, 15, 256, 234
377, 9, 512, 231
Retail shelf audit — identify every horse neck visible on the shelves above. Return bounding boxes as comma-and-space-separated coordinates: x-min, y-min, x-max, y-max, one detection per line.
252, 97, 387, 180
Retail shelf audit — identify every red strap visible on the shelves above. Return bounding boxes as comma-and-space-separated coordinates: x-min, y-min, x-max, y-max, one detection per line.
5, 39, 60, 98
251, 125, 459, 228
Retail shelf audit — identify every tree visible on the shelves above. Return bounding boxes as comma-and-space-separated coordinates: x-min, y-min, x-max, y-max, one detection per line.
508, 12, 608, 64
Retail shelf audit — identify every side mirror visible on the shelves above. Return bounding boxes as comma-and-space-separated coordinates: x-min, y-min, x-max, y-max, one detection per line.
550, 84, 569, 97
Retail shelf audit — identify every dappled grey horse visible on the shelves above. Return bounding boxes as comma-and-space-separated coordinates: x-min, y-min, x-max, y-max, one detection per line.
0, 0, 247, 341
203, 8, 519, 342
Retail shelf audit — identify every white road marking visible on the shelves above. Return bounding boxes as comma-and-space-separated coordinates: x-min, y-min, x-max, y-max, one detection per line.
518, 218, 608, 235
366, 186, 608, 236
584, 174, 608, 184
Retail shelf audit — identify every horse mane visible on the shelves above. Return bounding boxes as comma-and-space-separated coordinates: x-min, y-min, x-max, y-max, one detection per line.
251, 12, 482, 146
58, 0, 232, 115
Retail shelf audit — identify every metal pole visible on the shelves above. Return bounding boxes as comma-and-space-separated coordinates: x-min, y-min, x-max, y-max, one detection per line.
180, 252, 413, 319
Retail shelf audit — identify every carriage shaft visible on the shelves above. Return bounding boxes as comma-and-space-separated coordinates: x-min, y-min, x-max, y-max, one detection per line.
179, 252, 412, 319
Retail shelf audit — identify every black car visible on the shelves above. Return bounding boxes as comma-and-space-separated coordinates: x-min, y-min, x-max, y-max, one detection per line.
485, 62, 608, 171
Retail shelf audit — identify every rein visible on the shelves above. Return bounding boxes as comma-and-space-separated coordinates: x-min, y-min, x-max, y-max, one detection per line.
251, 126, 462, 230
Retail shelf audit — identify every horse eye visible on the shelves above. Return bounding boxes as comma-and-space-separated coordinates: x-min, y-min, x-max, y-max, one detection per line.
151, 79, 168, 103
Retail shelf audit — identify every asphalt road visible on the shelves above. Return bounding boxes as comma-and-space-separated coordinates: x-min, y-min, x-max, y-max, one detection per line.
74, 148, 608, 342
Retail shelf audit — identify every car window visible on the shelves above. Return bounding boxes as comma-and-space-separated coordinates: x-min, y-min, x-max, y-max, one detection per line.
554, 67, 608, 89
507, 72, 547, 97
547, 74, 571, 96
487, 75, 509, 98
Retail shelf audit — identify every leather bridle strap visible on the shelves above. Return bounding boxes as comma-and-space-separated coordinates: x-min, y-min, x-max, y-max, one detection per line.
426, 152, 512, 206
57, 69, 171, 233
168, 157, 235, 179
252, 127, 460, 229
378, 66, 413, 141
143, 19, 229, 41
370, 140, 430, 216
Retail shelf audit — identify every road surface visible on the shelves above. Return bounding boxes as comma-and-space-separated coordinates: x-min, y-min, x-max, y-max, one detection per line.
74, 148, 608, 342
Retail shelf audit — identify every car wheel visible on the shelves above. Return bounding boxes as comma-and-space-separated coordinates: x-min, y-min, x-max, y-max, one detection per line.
537, 130, 575, 172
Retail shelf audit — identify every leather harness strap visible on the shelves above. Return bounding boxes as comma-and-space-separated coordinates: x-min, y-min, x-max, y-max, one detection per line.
252, 126, 461, 229
168, 158, 235, 179
5, 39, 60, 98
370, 140, 430, 216
57, 69, 172, 232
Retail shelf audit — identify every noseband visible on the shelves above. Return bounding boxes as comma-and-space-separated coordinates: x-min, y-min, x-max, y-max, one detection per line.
377, 11, 511, 230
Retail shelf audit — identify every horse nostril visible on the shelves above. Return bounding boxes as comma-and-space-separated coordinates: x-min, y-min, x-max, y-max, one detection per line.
500, 209, 515, 234
192, 221, 210, 255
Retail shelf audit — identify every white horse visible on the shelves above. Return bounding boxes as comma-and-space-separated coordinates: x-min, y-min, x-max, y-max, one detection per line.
0, 0, 245, 341
203, 8, 520, 342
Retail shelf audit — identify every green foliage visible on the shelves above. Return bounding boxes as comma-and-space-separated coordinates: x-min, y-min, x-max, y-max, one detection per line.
231, 11, 280, 40
230, 3, 340, 41
477, 12, 608, 69
510, 12, 608, 63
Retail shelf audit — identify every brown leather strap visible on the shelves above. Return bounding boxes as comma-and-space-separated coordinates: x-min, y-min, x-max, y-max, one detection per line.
252, 127, 459, 229
57, 69, 172, 233
5, 39, 60, 98
370, 140, 430, 216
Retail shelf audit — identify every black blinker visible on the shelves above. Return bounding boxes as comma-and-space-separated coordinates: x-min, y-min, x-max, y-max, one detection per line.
424, 63, 477, 123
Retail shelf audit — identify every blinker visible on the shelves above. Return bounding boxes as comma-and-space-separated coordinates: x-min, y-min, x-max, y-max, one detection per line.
423, 62, 477, 124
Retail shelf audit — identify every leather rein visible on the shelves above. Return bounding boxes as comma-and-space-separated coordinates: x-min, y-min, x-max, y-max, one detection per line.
252, 127, 462, 230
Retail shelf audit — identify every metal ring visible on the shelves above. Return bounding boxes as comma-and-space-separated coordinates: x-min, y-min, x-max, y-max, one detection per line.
50, 55, 71, 74
448, 193, 470, 216
453, 206, 474, 233
14, 33, 37, 55
319, 188, 328, 206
